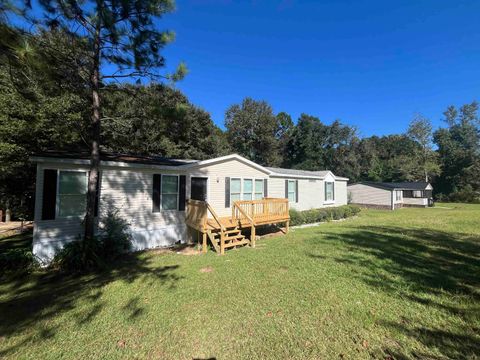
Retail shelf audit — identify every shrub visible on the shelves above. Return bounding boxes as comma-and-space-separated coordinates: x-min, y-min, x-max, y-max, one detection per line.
289, 205, 360, 226
289, 208, 306, 226
444, 186, 480, 203
0, 248, 38, 275
100, 209, 132, 260
52, 209, 132, 273
52, 236, 104, 273
303, 210, 319, 224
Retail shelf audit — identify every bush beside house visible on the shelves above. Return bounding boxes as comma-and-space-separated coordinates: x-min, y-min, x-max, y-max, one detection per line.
289, 205, 360, 226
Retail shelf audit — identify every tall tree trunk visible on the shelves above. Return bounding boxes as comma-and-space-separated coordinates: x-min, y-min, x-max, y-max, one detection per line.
84, 30, 101, 241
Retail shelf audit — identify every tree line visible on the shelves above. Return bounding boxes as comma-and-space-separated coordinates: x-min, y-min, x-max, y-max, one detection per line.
1, 18, 479, 221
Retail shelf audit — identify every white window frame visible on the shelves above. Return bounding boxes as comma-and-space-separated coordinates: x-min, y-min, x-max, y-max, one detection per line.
160, 174, 180, 211
324, 181, 335, 203
56, 169, 88, 219
287, 180, 296, 203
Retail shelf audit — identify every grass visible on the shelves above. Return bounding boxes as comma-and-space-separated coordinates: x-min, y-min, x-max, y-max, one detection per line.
0, 229, 32, 253
1, 203, 479, 359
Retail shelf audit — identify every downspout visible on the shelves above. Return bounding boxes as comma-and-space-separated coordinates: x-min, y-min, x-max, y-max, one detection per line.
391, 190, 395, 211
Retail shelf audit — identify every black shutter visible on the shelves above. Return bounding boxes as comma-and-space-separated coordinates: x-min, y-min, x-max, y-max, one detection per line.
295, 180, 299, 203
324, 182, 327, 201
225, 177, 230, 208
285, 179, 288, 199
94, 172, 100, 216
153, 174, 161, 212
264, 179, 268, 198
42, 169, 57, 220
332, 182, 335, 201
179, 175, 186, 211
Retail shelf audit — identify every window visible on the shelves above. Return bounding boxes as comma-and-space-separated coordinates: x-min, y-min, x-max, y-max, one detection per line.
325, 182, 334, 202
287, 180, 296, 202
396, 190, 402, 201
231, 178, 241, 202
413, 190, 423, 198
255, 179, 264, 200
161, 175, 179, 210
58, 171, 87, 217
243, 179, 253, 200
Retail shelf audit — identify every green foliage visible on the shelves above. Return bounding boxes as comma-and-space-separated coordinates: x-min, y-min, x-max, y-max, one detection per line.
289, 205, 360, 226
225, 97, 284, 166
288, 208, 305, 225
284, 114, 360, 180
0, 248, 38, 275
407, 114, 441, 182
102, 84, 230, 159
53, 210, 133, 273
100, 209, 132, 260
434, 101, 480, 201
0, 29, 90, 217
52, 237, 104, 273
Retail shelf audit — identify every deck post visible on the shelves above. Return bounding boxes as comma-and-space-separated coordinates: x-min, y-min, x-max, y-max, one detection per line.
285, 221, 289, 234
251, 225, 256, 248
220, 232, 225, 255
202, 231, 207, 253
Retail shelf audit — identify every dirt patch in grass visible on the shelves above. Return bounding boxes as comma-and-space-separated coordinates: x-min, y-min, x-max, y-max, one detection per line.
149, 244, 201, 256
199, 266, 213, 273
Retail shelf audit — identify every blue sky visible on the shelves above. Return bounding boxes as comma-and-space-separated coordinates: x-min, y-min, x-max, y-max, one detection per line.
159, 0, 480, 136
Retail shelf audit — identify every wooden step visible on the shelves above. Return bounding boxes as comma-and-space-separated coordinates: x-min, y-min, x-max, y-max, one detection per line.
224, 229, 241, 235
223, 239, 250, 248
210, 230, 241, 239
223, 234, 245, 242
207, 232, 220, 253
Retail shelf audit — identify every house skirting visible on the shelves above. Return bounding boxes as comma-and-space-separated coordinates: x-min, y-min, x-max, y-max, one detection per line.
33, 224, 187, 265
402, 203, 428, 208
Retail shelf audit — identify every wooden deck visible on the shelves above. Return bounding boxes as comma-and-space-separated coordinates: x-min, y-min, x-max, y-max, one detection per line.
186, 198, 290, 254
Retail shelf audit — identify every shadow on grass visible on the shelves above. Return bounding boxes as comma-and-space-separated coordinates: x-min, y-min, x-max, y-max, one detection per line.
0, 229, 33, 253
307, 225, 480, 358
0, 254, 181, 357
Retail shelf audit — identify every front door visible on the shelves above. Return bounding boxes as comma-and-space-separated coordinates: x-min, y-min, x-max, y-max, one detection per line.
191, 177, 208, 201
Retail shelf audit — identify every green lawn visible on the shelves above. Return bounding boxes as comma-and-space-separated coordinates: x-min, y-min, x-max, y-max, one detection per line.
1, 204, 479, 359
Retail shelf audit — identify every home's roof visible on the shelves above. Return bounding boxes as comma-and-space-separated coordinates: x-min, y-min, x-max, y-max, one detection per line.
352, 181, 432, 191
266, 167, 323, 177
31, 151, 349, 179
266, 167, 348, 180
31, 150, 197, 167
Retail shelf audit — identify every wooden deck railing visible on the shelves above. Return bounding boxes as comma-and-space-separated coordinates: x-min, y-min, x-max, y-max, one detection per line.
186, 199, 226, 232
187, 198, 290, 253
232, 198, 289, 224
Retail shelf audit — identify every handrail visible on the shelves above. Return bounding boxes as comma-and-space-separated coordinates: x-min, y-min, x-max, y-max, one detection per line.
205, 202, 226, 232
232, 201, 255, 225
234, 198, 287, 204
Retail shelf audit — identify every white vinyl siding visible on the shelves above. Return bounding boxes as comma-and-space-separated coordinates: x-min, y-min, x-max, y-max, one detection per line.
57, 170, 87, 218
347, 184, 392, 206
268, 177, 347, 211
